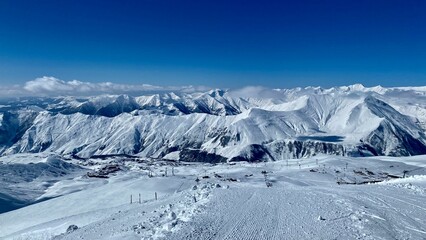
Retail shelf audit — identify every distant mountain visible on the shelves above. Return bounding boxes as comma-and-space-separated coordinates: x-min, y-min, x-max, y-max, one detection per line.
1, 84, 426, 161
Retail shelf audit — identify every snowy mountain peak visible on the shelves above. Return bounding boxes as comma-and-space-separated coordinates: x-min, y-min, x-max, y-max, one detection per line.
208, 89, 226, 98
0, 84, 425, 160
347, 83, 366, 91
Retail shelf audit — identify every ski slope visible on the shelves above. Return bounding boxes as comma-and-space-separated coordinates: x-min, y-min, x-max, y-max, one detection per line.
1, 155, 426, 239
171, 182, 426, 240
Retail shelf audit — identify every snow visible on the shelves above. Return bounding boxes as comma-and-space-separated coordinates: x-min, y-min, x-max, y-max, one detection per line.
378, 175, 426, 195
1, 85, 426, 238
0, 154, 84, 214
260, 95, 309, 112
1, 85, 426, 159
1, 155, 426, 239
0, 153, 56, 164
0, 170, 194, 238
162, 151, 180, 161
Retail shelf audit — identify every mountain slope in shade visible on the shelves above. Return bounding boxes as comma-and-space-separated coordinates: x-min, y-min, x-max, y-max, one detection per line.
0, 84, 425, 161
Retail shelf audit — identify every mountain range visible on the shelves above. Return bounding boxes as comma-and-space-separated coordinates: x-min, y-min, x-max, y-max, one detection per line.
1, 84, 426, 162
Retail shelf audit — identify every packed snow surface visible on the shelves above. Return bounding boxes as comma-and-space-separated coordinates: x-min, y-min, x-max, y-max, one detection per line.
1, 154, 426, 239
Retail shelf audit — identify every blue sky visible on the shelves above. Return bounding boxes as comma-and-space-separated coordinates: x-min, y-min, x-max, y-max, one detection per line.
0, 0, 425, 89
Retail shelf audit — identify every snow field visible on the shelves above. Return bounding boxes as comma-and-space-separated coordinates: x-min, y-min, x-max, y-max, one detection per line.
1, 155, 426, 239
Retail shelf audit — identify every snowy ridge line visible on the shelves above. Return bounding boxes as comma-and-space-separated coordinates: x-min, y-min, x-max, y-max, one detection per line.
0, 84, 426, 161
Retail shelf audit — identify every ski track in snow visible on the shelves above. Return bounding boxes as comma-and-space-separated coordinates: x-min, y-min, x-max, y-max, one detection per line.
170, 187, 361, 240
170, 184, 426, 240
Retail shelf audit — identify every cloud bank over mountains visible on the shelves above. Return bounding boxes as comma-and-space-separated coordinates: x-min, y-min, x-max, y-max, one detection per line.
1, 76, 426, 99
0, 76, 210, 98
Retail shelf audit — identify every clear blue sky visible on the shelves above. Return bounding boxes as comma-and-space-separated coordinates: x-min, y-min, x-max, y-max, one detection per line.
0, 0, 425, 88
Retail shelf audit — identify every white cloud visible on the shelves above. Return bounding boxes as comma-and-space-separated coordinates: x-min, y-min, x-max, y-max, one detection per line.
0, 76, 209, 97
0, 84, 27, 98
24, 77, 75, 93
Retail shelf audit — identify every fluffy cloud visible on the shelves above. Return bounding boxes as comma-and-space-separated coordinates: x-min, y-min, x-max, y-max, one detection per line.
23, 76, 160, 94
3, 76, 210, 97
0, 85, 27, 98
1, 77, 283, 99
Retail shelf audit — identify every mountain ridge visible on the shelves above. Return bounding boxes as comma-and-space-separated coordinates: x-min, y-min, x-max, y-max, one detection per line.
1, 84, 425, 161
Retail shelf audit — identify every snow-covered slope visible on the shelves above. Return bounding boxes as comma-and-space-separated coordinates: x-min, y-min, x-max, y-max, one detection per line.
1, 84, 426, 161
0, 153, 84, 213
2, 155, 426, 239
